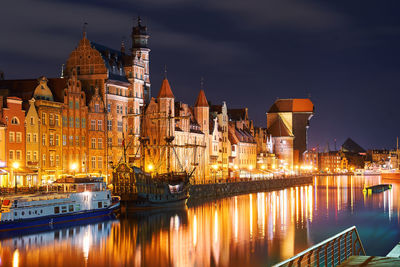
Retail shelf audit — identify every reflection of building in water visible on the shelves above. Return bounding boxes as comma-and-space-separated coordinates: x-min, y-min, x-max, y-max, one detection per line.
0, 220, 114, 266
1, 177, 399, 267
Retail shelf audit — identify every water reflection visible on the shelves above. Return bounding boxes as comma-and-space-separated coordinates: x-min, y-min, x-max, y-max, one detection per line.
1, 176, 400, 266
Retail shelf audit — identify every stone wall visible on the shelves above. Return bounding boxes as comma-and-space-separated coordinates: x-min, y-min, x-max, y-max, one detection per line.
189, 176, 313, 201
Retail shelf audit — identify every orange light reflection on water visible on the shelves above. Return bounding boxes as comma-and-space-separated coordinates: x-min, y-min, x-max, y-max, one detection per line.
0, 176, 399, 266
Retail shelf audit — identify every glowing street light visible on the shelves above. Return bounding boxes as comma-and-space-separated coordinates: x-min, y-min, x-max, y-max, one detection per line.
70, 163, 78, 176
147, 164, 154, 172
12, 162, 20, 194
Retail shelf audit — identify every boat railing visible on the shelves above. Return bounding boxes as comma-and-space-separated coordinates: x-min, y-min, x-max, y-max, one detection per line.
273, 226, 366, 267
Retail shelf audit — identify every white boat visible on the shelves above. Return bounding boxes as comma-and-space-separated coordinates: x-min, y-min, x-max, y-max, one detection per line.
0, 177, 120, 232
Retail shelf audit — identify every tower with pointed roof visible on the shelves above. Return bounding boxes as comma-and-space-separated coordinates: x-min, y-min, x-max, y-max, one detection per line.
194, 89, 209, 135
157, 77, 175, 140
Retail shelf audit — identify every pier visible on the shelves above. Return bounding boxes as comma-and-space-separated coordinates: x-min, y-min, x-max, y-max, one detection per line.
189, 175, 313, 200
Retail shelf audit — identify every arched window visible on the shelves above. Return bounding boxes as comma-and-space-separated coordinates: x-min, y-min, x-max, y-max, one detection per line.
11, 117, 19, 125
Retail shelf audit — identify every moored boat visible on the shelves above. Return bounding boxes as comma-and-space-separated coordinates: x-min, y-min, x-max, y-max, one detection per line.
134, 170, 191, 208
0, 177, 120, 232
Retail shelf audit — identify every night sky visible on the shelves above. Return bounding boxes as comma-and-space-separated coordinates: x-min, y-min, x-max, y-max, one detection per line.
1, 0, 400, 150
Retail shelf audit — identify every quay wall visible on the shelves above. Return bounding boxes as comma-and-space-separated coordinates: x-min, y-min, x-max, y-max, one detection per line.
189, 176, 313, 200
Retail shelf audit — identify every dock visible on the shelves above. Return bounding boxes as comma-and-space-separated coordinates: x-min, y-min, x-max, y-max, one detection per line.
338, 256, 400, 266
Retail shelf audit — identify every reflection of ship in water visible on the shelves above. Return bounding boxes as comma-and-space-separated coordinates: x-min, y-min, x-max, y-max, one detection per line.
0, 216, 116, 250
122, 208, 188, 243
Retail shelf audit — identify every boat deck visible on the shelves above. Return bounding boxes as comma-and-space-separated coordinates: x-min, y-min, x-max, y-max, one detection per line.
338, 256, 400, 266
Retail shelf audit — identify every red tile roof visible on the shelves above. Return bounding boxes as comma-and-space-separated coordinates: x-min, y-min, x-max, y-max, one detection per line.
157, 78, 175, 99
194, 89, 208, 107
268, 99, 314, 113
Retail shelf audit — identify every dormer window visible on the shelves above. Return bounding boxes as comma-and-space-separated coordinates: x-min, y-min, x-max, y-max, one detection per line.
11, 117, 19, 125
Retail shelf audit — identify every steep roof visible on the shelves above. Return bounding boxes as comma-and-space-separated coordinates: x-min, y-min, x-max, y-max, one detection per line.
267, 117, 293, 137
341, 138, 366, 153
90, 42, 130, 84
157, 78, 175, 99
268, 98, 314, 113
0, 78, 66, 103
228, 108, 247, 121
194, 89, 208, 107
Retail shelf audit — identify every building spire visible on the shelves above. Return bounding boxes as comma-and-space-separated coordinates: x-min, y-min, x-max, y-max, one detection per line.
83, 22, 88, 38
138, 16, 142, 26
200, 76, 204, 90
164, 64, 168, 79
157, 76, 175, 99
195, 89, 208, 107
121, 36, 126, 54
61, 64, 64, 78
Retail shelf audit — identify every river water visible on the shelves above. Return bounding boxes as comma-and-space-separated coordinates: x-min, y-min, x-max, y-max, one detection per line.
1, 175, 399, 267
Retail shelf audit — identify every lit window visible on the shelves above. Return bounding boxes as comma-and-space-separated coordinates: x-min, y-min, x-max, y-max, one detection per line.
11, 117, 19, 125
9, 132, 15, 142
98, 138, 103, 149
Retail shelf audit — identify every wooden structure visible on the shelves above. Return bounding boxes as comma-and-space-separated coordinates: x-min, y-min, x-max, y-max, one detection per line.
112, 162, 136, 201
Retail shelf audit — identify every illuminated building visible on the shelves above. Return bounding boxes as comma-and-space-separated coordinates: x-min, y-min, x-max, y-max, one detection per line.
33, 78, 64, 183
64, 18, 150, 177
210, 103, 230, 178
266, 99, 314, 169
143, 78, 209, 182
254, 127, 277, 171
0, 96, 26, 187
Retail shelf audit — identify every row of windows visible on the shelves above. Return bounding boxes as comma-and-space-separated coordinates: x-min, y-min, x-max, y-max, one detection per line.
40, 113, 60, 126
26, 151, 38, 162
91, 138, 103, 149
90, 120, 102, 131
62, 135, 86, 147
68, 100, 80, 110
9, 150, 22, 160
63, 117, 86, 129
41, 154, 60, 167
9, 132, 22, 143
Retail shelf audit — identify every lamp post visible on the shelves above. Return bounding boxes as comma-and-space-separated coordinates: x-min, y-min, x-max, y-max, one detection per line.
12, 162, 20, 194
70, 163, 77, 177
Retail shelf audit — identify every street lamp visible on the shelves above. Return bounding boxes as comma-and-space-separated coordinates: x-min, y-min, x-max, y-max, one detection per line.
70, 163, 77, 176
12, 162, 20, 194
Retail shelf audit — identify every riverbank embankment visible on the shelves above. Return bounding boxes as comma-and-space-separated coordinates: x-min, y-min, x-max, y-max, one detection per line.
189, 176, 313, 201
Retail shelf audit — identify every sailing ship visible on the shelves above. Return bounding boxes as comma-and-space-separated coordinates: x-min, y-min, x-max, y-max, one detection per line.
113, 82, 204, 208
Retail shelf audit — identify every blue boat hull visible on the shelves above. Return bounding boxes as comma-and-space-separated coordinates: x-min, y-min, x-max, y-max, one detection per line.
0, 207, 118, 232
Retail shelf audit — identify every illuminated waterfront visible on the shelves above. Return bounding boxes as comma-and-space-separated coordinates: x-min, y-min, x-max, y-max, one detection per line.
1, 175, 399, 266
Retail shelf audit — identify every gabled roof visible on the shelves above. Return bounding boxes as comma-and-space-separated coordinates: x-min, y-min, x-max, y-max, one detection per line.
194, 90, 208, 107
0, 78, 66, 103
228, 108, 247, 121
157, 78, 175, 99
268, 99, 314, 113
90, 42, 130, 84
267, 117, 293, 137
341, 138, 366, 153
